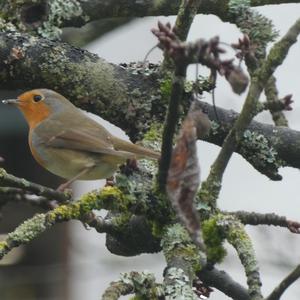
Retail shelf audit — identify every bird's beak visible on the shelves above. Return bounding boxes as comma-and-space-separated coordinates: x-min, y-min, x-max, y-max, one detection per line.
2, 99, 19, 105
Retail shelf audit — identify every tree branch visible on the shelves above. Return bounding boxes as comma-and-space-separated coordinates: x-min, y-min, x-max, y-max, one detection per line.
0, 169, 69, 202
199, 17, 300, 207
232, 211, 300, 233
0, 30, 164, 142
0, 187, 56, 210
1, 0, 298, 37
266, 265, 300, 300
222, 216, 263, 299
102, 271, 162, 300
198, 267, 250, 300
1, 29, 300, 180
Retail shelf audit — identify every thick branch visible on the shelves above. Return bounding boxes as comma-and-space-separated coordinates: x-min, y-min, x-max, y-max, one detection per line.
198, 267, 250, 300
161, 224, 204, 298
199, 101, 300, 180
1, 30, 300, 180
199, 17, 300, 206
0, 30, 163, 142
2, 0, 299, 35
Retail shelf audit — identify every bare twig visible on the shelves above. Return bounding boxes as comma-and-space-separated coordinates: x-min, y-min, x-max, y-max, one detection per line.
0, 169, 69, 202
198, 267, 250, 300
264, 77, 290, 126
266, 265, 300, 300
233, 211, 300, 234
0, 187, 56, 210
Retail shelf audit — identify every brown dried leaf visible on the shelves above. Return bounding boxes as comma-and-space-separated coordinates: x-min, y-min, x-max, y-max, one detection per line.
167, 105, 210, 250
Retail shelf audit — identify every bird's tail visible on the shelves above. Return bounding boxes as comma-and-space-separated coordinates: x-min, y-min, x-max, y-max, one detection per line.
112, 137, 160, 160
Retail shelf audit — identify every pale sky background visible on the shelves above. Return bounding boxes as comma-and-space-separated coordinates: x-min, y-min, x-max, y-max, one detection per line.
69, 4, 300, 300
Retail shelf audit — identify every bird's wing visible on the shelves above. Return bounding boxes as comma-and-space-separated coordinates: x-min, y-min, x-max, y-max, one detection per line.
33, 117, 134, 159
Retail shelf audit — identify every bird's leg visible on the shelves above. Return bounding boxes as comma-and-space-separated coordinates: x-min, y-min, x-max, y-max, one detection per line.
57, 166, 93, 192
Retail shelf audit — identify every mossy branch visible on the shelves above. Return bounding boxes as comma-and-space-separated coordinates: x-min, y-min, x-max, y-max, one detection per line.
0, 186, 135, 259
0, 29, 164, 142
102, 271, 162, 300
161, 224, 204, 299
1, 29, 300, 174
0, 168, 69, 202
199, 17, 300, 207
221, 215, 263, 299
1, 0, 298, 38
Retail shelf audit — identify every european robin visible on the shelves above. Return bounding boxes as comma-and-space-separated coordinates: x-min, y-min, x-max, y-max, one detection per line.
2, 89, 160, 187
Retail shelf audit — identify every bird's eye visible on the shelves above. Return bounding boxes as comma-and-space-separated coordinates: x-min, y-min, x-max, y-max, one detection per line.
33, 95, 43, 102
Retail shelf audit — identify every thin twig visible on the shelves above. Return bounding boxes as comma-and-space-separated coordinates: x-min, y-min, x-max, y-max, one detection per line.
0, 187, 129, 259
232, 211, 300, 233
199, 17, 300, 208
266, 265, 300, 300
0, 187, 56, 210
0, 168, 69, 202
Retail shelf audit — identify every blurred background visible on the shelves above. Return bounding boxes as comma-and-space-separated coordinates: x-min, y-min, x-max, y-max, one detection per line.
0, 3, 299, 299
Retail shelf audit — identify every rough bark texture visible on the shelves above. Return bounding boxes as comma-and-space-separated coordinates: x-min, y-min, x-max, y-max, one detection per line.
1, 30, 300, 179
0, 30, 164, 142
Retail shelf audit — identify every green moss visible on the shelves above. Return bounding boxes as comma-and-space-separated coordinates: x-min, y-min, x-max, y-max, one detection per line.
0, 241, 8, 250
47, 186, 127, 223
143, 123, 162, 144
160, 76, 172, 104
198, 171, 222, 208
96, 186, 126, 211
0, 168, 7, 177
150, 220, 164, 238
202, 217, 226, 263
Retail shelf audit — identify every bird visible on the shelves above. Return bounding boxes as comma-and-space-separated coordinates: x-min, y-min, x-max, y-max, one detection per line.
2, 89, 160, 189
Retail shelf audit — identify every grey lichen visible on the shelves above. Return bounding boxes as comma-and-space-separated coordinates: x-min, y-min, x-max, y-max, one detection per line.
164, 267, 197, 300
38, 0, 87, 39
7, 214, 47, 244
119, 271, 164, 298
240, 129, 282, 169
161, 224, 202, 272
0, 18, 17, 32
210, 120, 220, 135
219, 214, 262, 299
228, 0, 278, 59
